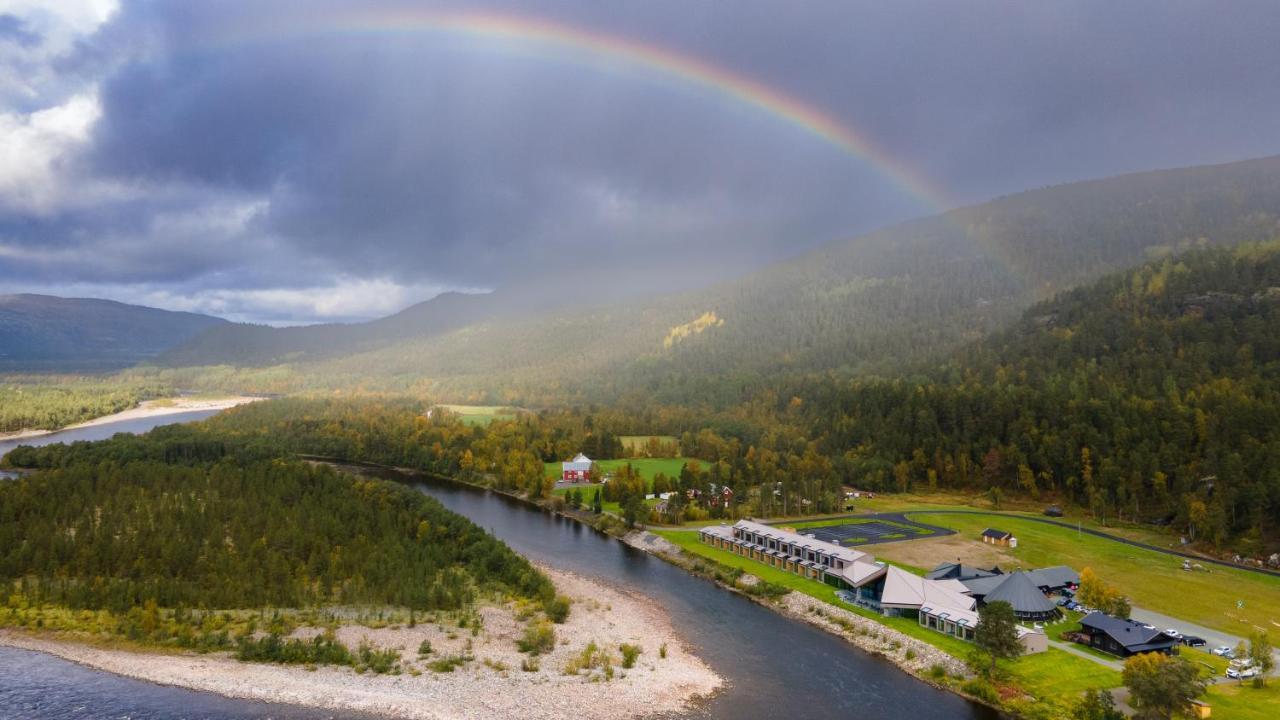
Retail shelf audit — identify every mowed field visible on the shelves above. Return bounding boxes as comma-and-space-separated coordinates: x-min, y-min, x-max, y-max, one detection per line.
435, 404, 519, 426
880, 512, 1280, 638
542, 457, 693, 482
619, 435, 679, 453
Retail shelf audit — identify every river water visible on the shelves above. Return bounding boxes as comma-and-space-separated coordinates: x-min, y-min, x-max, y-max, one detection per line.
0, 413, 996, 720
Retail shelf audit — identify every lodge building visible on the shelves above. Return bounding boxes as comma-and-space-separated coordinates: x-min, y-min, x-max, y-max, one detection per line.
699, 519, 1050, 654
699, 519, 869, 583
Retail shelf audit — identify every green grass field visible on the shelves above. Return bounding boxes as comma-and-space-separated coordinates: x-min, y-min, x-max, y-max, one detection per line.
618, 435, 679, 453
907, 512, 1280, 638
654, 529, 1124, 715
434, 404, 519, 426
542, 457, 694, 482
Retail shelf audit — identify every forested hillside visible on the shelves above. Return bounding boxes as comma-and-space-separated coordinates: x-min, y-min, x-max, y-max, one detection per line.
0, 294, 226, 371
793, 242, 1280, 550
157, 154, 1280, 406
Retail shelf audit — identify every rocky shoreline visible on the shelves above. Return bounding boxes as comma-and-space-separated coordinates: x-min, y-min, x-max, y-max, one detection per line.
619, 531, 969, 679
0, 566, 722, 720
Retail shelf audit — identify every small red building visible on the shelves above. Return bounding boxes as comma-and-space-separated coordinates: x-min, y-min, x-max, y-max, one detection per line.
561, 453, 592, 482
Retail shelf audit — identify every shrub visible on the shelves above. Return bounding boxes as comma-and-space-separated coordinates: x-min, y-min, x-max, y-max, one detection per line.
358, 642, 401, 674
929, 664, 947, 679
564, 642, 611, 676
659, 643, 668, 659
427, 654, 470, 672
517, 622, 556, 655
961, 678, 1000, 705
544, 595, 571, 624
417, 639, 433, 656
235, 632, 353, 667
620, 643, 642, 669
521, 657, 540, 672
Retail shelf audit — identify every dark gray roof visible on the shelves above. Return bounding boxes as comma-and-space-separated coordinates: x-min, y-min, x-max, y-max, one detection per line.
1080, 611, 1178, 650
1023, 565, 1079, 589
926, 562, 1000, 582
982, 528, 1012, 539
960, 574, 1008, 596
982, 572, 1058, 614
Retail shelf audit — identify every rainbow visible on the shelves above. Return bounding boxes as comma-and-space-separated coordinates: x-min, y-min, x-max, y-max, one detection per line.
205, 8, 953, 209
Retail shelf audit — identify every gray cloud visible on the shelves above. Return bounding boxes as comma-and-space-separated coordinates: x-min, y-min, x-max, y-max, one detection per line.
2, 0, 1280, 323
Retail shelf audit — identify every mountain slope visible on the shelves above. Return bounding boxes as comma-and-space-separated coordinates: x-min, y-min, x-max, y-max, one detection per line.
162, 154, 1280, 404
793, 241, 1280, 546
159, 291, 500, 367
0, 295, 227, 371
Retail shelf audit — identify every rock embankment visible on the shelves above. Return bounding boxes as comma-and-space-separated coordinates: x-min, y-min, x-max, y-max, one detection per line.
0, 566, 722, 720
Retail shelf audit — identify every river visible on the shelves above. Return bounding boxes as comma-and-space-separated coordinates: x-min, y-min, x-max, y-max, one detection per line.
0, 413, 997, 720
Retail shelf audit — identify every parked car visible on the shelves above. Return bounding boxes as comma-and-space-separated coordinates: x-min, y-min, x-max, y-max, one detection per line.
1056, 597, 1071, 607
1182, 635, 1207, 647
1213, 646, 1236, 658
1227, 665, 1259, 680
1044, 505, 1064, 518
1165, 628, 1183, 640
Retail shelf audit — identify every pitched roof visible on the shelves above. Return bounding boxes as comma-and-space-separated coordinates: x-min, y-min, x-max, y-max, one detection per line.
926, 562, 1001, 582
732, 520, 870, 565
982, 528, 1012, 540
841, 560, 888, 587
571, 453, 591, 462
1023, 565, 1079, 589
959, 574, 1010, 596
880, 566, 977, 612
981, 571, 1057, 614
1079, 611, 1178, 650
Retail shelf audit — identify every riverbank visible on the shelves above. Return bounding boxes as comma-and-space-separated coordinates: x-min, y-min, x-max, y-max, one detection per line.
332, 463, 981, 702
619, 531, 968, 677
0, 566, 722, 720
0, 396, 262, 443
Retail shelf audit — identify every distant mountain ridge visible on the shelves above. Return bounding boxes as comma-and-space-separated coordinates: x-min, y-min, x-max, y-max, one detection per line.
158, 291, 501, 367
160, 153, 1280, 405
13, 154, 1280, 393
0, 294, 227, 371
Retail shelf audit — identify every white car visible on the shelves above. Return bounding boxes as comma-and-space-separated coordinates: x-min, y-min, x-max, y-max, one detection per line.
1227, 665, 1259, 680
1165, 628, 1182, 639
1213, 646, 1235, 658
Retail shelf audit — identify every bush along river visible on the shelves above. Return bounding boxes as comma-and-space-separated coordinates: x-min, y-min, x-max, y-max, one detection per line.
0, 412, 997, 720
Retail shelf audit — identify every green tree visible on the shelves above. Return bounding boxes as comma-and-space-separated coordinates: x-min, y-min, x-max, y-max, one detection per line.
592, 488, 603, 514
1249, 631, 1274, 686
1121, 652, 1205, 720
1072, 688, 1122, 720
974, 600, 1022, 675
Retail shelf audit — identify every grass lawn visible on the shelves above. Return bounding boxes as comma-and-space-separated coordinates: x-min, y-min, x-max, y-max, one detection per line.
654, 529, 1122, 713
854, 491, 1187, 549
908, 512, 1280, 638
618, 435, 678, 453
1205, 679, 1280, 720
435, 404, 518, 426
542, 457, 695, 483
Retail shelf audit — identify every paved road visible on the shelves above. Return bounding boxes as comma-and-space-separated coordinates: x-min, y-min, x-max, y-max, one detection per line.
1129, 605, 1280, 667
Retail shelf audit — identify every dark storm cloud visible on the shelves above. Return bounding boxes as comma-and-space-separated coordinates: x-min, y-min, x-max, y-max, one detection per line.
0, 14, 41, 48
2, 0, 1280, 322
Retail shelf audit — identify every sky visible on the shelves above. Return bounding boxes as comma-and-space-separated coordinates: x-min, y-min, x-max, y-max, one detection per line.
1, 0, 1279, 325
